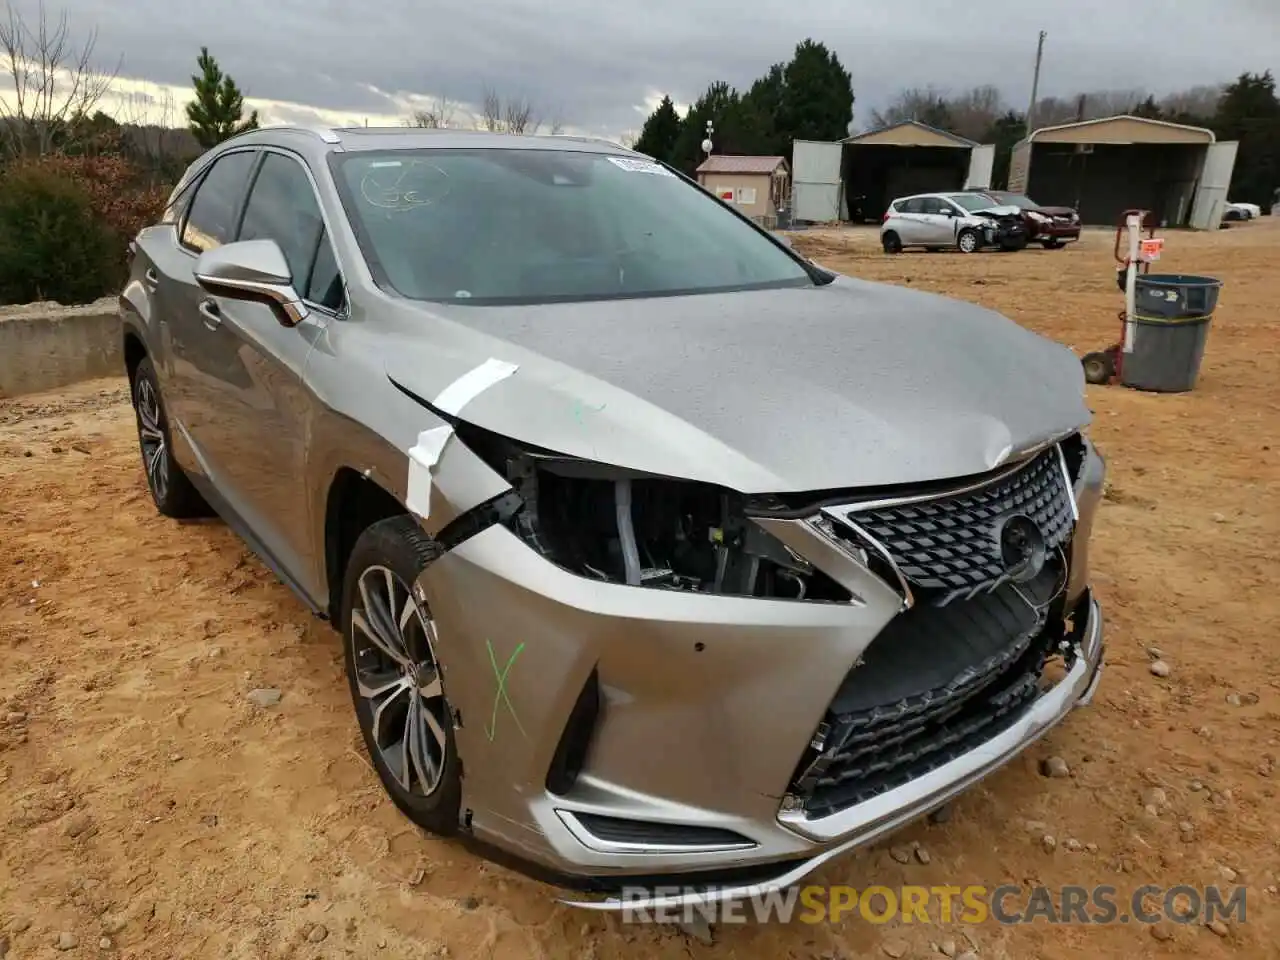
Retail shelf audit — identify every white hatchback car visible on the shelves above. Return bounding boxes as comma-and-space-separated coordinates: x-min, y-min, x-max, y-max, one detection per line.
881, 192, 1027, 254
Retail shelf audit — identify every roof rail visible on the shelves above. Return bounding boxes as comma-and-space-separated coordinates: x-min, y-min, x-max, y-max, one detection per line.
230, 124, 341, 144
546, 133, 629, 150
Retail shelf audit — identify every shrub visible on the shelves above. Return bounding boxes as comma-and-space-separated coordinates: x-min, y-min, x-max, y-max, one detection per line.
0, 162, 121, 305
34, 153, 171, 249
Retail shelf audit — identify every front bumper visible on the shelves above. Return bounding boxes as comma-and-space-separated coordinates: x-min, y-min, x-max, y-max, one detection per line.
569, 590, 1103, 910
418, 437, 1107, 909
1035, 222, 1082, 241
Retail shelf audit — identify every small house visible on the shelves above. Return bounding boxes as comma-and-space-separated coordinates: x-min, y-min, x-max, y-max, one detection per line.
695, 155, 790, 226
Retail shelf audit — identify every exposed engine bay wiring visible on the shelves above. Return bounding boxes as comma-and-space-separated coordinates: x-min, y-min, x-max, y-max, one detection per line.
451, 425, 852, 601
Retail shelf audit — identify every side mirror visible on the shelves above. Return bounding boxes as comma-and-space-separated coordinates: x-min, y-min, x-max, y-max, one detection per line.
194, 239, 309, 327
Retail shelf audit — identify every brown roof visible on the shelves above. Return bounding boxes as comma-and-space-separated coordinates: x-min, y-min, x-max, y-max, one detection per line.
695, 154, 788, 175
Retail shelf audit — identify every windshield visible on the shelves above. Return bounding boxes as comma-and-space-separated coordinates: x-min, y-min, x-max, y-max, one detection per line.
330, 148, 814, 304
948, 194, 998, 212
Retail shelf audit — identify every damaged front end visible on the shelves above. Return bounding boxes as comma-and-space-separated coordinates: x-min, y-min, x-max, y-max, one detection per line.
973, 206, 1029, 250
446, 422, 855, 603
413, 417, 1106, 908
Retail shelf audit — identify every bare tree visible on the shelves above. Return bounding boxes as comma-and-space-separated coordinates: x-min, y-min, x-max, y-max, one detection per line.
502, 95, 536, 134
869, 86, 953, 132
407, 93, 456, 129
479, 85, 502, 132
118, 87, 187, 179
946, 84, 1005, 141
0, 1, 120, 157
475, 85, 550, 134
1159, 84, 1224, 120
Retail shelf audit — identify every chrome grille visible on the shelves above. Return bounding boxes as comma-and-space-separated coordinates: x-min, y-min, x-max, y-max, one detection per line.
828, 446, 1075, 607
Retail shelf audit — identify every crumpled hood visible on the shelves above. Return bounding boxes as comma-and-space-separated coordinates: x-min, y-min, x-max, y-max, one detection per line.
383, 275, 1090, 493
972, 204, 1024, 218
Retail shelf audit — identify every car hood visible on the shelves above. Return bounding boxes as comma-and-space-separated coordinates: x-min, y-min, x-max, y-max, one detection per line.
382, 275, 1090, 494
971, 204, 1024, 218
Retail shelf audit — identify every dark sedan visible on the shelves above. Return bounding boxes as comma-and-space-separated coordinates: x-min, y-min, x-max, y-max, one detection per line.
971, 190, 1082, 249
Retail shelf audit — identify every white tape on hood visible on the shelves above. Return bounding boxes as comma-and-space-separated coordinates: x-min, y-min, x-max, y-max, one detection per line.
433, 358, 519, 416
403, 358, 519, 519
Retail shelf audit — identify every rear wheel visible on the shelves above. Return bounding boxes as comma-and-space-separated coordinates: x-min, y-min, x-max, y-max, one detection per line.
1082, 350, 1116, 385
881, 231, 903, 254
131, 357, 209, 518
956, 229, 980, 254
342, 515, 462, 835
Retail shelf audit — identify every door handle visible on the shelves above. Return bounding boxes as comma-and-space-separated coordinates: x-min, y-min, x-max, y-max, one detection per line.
143, 268, 159, 290
198, 298, 222, 330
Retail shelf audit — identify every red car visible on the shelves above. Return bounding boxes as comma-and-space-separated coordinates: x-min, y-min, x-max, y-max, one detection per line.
970, 190, 1081, 249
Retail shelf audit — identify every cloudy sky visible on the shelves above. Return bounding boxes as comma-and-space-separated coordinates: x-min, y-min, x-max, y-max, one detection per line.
4, 0, 1278, 140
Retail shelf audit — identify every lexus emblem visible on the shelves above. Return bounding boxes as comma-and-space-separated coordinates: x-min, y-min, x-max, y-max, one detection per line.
998, 515, 1047, 583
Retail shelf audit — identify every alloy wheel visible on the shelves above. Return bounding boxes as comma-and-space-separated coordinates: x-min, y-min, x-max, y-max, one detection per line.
135, 377, 169, 503
958, 231, 978, 254
350, 565, 449, 797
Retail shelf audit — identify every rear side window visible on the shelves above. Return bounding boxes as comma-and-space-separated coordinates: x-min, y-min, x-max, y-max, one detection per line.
181, 151, 257, 253
238, 152, 344, 311
899, 198, 925, 214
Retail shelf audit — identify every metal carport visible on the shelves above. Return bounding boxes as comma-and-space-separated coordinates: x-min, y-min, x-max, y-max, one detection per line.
1007, 115, 1238, 229
791, 121, 995, 224
841, 120, 994, 222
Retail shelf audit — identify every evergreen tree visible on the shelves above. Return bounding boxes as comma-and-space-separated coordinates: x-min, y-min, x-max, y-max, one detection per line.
983, 110, 1027, 190
740, 63, 785, 155
633, 95, 682, 165
186, 47, 260, 149
776, 40, 854, 145
1213, 71, 1280, 207
671, 81, 741, 174
1131, 95, 1164, 120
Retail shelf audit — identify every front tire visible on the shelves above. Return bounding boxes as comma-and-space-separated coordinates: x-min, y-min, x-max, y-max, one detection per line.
131, 357, 209, 518
956, 229, 980, 254
342, 515, 462, 835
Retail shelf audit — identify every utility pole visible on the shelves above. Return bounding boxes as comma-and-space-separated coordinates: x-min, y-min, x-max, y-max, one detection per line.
1025, 30, 1047, 135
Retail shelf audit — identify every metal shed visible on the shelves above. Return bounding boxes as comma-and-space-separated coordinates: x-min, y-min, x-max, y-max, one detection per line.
1007, 115, 1238, 229
791, 121, 996, 223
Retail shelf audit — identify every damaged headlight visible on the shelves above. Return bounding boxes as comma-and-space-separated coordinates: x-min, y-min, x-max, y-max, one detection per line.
454, 423, 852, 602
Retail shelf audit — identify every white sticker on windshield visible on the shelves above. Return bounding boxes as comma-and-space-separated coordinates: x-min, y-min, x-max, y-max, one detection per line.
607, 156, 675, 177
367, 160, 403, 168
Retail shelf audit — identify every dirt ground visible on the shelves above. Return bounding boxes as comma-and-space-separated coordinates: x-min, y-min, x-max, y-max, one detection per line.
2, 220, 1278, 959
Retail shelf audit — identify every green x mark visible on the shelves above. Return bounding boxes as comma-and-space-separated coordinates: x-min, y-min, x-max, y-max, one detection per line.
485, 639, 528, 742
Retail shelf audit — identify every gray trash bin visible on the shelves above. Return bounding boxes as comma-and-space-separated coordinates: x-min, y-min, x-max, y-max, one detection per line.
1121, 274, 1223, 393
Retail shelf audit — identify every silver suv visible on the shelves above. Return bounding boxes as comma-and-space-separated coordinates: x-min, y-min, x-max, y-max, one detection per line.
881, 191, 1028, 254
121, 126, 1105, 911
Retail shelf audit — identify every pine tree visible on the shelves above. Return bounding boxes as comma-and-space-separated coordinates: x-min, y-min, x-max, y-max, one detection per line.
776, 40, 855, 145
634, 95, 682, 165
186, 47, 260, 149
1213, 71, 1280, 207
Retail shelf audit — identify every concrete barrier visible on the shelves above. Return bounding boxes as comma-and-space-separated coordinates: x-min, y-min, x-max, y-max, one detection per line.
0, 297, 121, 398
